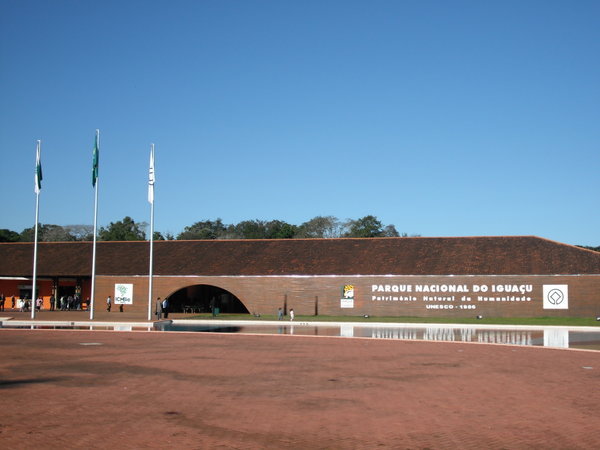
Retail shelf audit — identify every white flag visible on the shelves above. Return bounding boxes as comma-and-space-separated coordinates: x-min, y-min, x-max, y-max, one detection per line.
34, 140, 42, 194
148, 144, 155, 204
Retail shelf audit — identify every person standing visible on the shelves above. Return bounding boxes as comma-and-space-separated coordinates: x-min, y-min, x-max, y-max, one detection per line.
0, 293, 5, 312
49, 295, 55, 311
289, 309, 295, 321
162, 298, 169, 319
106, 295, 112, 312
277, 307, 283, 320
155, 297, 163, 320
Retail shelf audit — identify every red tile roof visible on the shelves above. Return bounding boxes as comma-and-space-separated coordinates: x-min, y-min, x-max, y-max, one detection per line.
0, 236, 599, 277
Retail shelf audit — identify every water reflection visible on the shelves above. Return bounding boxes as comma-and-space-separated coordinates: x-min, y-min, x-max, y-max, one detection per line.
366, 327, 538, 346
157, 322, 600, 350
157, 322, 242, 333
1, 320, 598, 350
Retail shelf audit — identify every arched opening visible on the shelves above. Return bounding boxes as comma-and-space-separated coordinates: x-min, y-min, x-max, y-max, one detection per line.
167, 284, 249, 314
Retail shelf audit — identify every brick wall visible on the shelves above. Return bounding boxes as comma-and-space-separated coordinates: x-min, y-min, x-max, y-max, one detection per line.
91, 274, 600, 319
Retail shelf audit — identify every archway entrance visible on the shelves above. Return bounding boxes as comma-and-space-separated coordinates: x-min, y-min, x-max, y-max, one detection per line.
168, 284, 249, 314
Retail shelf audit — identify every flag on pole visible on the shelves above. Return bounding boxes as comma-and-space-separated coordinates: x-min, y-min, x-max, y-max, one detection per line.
148, 144, 155, 204
90, 129, 100, 320
92, 130, 99, 187
34, 140, 42, 194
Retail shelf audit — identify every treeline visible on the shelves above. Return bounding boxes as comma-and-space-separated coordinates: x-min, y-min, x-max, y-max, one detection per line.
0, 215, 414, 242
0, 224, 94, 242
578, 245, 600, 252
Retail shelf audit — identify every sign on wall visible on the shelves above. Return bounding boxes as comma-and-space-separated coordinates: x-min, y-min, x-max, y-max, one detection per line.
542, 285, 568, 310
114, 283, 133, 305
368, 281, 573, 312
341, 284, 355, 308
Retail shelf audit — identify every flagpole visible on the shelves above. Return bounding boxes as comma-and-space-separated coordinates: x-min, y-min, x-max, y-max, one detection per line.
31, 140, 42, 320
147, 144, 155, 321
90, 129, 99, 320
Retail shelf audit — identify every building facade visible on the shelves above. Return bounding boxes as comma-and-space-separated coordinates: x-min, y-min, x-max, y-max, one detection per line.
1, 236, 599, 319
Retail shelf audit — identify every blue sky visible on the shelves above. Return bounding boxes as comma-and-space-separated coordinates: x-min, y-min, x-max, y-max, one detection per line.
1, 0, 598, 246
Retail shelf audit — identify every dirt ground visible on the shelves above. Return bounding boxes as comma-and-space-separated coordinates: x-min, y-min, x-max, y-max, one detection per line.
1, 324, 600, 449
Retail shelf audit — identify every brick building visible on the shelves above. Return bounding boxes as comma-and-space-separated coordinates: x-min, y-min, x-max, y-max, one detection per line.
0, 236, 599, 319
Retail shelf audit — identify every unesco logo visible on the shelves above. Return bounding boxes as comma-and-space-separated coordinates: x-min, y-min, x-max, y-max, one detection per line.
547, 288, 564, 305
543, 285, 569, 310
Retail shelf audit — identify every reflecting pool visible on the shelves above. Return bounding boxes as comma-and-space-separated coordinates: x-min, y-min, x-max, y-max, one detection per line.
2, 320, 599, 350
155, 321, 600, 351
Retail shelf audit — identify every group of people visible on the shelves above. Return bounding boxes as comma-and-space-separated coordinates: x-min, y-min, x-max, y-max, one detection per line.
51, 295, 85, 311
105, 296, 125, 313
277, 307, 295, 321
20, 297, 33, 312
155, 297, 169, 319
0, 294, 20, 311
0, 293, 87, 312
0, 295, 35, 312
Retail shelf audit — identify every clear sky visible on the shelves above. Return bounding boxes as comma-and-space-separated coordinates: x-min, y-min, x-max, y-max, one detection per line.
1, 0, 598, 246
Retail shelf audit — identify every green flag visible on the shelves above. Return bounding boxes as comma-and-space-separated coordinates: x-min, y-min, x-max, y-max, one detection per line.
34, 140, 42, 194
92, 131, 99, 187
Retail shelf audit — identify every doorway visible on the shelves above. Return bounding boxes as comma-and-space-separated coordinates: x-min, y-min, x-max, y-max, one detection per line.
167, 284, 249, 314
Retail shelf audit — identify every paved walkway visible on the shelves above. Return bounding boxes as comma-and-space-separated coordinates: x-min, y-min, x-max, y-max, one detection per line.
1, 328, 599, 449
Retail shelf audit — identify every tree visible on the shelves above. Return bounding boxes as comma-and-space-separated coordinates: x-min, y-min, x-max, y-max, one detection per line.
343, 215, 385, 238
99, 216, 146, 241
64, 225, 94, 241
43, 224, 77, 242
19, 224, 76, 242
227, 219, 298, 239
177, 219, 227, 240
232, 220, 269, 239
175, 216, 408, 240
19, 225, 39, 242
296, 216, 343, 238
382, 224, 400, 237
0, 229, 20, 242
265, 220, 298, 239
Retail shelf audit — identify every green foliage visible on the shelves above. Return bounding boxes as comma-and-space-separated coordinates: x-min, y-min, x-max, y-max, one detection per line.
218, 220, 299, 240
296, 216, 342, 238
98, 216, 146, 241
265, 220, 298, 239
0, 229, 20, 242
232, 220, 269, 239
2, 215, 409, 242
19, 224, 77, 242
344, 215, 385, 237
153, 231, 175, 240
177, 219, 226, 240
